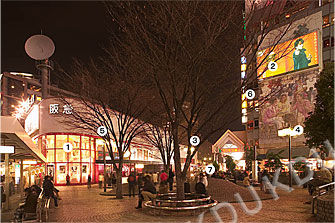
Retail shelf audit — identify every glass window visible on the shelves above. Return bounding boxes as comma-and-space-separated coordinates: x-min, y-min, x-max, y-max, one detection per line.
91, 138, 96, 150
56, 149, 67, 162
46, 135, 55, 149
323, 15, 330, 26
69, 148, 80, 162
56, 135, 67, 148
91, 150, 95, 162
144, 150, 148, 161
69, 163, 81, 183
81, 164, 89, 183
82, 136, 90, 150
46, 150, 55, 162
56, 164, 67, 184
81, 150, 90, 162
323, 39, 331, 48
69, 135, 80, 149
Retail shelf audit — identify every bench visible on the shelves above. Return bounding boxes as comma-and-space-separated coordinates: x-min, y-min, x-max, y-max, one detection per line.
21, 189, 50, 222
143, 193, 218, 216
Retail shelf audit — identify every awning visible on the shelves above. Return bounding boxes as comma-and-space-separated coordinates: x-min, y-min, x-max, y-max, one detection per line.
0, 116, 46, 162
266, 147, 310, 159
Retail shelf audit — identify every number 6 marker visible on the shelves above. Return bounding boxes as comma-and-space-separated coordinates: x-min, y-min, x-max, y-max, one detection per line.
245, 89, 255, 100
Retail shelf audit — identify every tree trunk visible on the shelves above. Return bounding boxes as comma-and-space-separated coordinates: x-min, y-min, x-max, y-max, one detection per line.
116, 167, 123, 199
173, 127, 185, 200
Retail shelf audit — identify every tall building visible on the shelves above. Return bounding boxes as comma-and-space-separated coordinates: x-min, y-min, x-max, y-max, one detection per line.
241, 0, 334, 169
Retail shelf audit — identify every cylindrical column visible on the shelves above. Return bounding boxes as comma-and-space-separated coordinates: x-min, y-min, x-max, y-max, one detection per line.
103, 145, 107, 192
288, 135, 292, 188
2, 76, 8, 116
4, 153, 10, 210
28, 165, 31, 187
20, 159, 24, 193
41, 63, 49, 99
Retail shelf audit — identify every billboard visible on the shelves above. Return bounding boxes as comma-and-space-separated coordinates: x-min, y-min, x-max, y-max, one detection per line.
257, 31, 319, 80
259, 68, 319, 149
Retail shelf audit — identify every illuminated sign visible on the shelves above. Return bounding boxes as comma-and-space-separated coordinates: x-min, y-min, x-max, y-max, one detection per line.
25, 104, 39, 135
0, 146, 14, 153
257, 31, 319, 80
49, 103, 73, 115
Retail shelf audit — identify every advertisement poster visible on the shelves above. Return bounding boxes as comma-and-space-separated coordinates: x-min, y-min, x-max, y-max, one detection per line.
257, 31, 319, 80
259, 68, 319, 149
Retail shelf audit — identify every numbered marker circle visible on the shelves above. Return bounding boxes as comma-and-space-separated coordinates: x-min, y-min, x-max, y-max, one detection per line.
97, 126, 107, 137
190, 136, 200, 147
268, 61, 278, 72
293, 125, 304, 135
245, 89, 255, 100
63, 143, 73, 153
205, 164, 215, 175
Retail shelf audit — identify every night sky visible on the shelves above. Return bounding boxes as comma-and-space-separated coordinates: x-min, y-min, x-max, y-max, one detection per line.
1, 1, 108, 77
1, 1, 244, 142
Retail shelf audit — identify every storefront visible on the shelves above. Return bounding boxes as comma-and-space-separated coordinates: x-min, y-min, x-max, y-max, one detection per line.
25, 98, 163, 185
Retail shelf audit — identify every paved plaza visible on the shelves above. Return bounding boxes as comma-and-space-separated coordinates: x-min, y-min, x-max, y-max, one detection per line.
47, 181, 317, 222
1, 179, 319, 222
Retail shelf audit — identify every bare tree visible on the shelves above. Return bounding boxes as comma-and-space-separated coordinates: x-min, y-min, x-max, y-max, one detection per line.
101, 0, 309, 199
57, 55, 152, 198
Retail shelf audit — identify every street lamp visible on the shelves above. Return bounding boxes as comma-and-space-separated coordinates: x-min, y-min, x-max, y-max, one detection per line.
278, 125, 303, 188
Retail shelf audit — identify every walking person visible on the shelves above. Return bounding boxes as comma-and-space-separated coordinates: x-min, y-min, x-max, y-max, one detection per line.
128, 173, 136, 197
98, 173, 104, 189
66, 174, 70, 186
168, 169, 174, 191
87, 174, 91, 189
135, 173, 144, 209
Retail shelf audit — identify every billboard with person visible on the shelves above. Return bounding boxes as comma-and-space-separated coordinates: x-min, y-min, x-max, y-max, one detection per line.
257, 31, 319, 80
259, 68, 319, 149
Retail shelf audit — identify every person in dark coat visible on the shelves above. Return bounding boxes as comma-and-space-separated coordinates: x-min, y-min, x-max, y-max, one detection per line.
195, 181, 207, 195
136, 175, 157, 208
135, 173, 144, 209
127, 173, 136, 197
43, 176, 58, 207
168, 169, 174, 191
87, 175, 92, 189
14, 187, 38, 220
66, 174, 70, 186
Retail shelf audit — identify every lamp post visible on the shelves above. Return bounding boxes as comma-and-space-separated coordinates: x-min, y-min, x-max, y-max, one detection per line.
278, 125, 303, 188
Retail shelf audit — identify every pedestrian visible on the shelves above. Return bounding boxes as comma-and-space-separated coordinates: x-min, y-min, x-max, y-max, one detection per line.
98, 173, 104, 189
141, 176, 157, 205
128, 173, 136, 197
152, 172, 158, 185
66, 174, 70, 186
87, 174, 91, 189
158, 181, 168, 194
135, 173, 144, 209
42, 176, 58, 207
160, 170, 168, 182
168, 169, 174, 191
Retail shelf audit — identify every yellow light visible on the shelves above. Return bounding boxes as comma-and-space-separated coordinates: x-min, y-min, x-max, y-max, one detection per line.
204, 157, 207, 160
278, 128, 293, 137
242, 101, 247, 108
241, 64, 247, 71
11, 105, 15, 108
135, 164, 144, 168
11, 85, 15, 89
36, 96, 42, 101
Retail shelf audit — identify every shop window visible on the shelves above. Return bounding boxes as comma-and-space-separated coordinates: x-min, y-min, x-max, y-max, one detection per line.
91, 150, 95, 162
69, 135, 80, 148
323, 15, 330, 27
69, 148, 81, 162
56, 164, 67, 184
247, 120, 254, 130
81, 164, 89, 183
144, 150, 148, 161
56, 135, 67, 148
55, 149, 67, 162
46, 150, 55, 162
69, 163, 80, 183
82, 136, 90, 149
323, 38, 331, 48
46, 135, 55, 149
81, 150, 91, 162
91, 138, 96, 150
254, 119, 259, 128
138, 149, 143, 160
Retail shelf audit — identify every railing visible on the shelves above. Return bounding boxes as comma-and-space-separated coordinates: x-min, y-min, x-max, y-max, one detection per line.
311, 182, 335, 214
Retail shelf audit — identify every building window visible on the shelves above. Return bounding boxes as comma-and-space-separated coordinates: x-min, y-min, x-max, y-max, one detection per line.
323, 38, 331, 48
254, 119, 259, 128
323, 15, 330, 27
